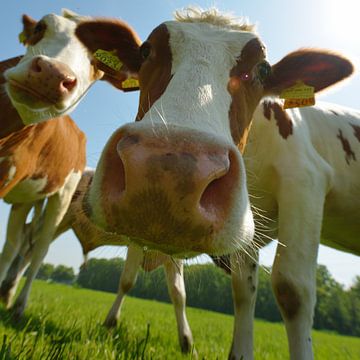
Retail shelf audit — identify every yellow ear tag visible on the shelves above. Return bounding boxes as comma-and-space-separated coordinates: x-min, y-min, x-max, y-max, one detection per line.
18, 31, 26, 44
121, 78, 139, 89
280, 81, 315, 109
93, 49, 123, 71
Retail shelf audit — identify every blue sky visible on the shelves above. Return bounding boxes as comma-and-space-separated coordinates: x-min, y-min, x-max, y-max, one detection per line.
1, 0, 359, 286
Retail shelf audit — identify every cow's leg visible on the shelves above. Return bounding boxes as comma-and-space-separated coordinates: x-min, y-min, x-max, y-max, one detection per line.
11, 176, 80, 318
0, 247, 31, 308
228, 249, 258, 360
164, 259, 194, 354
0, 200, 46, 307
103, 245, 144, 328
271, 183, 326, 360
0, 203, 32, 286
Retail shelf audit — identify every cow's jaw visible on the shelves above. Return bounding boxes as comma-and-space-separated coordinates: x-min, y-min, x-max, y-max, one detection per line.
4, 13, 99, 124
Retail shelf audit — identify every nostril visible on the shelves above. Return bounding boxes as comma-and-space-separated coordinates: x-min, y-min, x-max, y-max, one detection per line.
30, 57, 43, 73
109, 151, 126, 197
60, 77, 77, 92
199, 151, 238, 221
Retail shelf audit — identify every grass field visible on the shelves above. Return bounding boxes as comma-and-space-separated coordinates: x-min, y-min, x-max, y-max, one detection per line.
0, 280, 358, 359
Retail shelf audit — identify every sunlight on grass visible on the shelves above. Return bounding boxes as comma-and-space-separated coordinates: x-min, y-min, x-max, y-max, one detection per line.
0, 281, 358, 359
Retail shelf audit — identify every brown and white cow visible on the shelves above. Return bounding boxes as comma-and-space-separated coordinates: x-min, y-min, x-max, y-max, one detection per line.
1, 169, 194, 353
74, 8, 353, 258
0, 9, 106, 318
75, 7, 354, 360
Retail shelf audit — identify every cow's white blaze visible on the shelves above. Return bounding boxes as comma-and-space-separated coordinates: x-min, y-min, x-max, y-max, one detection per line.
141, 21, 257, 141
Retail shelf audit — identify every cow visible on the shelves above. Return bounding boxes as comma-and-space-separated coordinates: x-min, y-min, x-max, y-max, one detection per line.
1, 169, 194, 354
0, 9, 106, 318
74, 7, 354, 360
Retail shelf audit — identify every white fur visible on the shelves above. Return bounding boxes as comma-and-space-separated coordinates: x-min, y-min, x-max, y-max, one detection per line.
6, 165, 17, 186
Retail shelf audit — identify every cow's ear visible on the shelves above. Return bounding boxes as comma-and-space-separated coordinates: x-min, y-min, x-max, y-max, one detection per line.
95, 60, 140, 92
19, 14, 37, 45
264, 49, 354, 95
76, 19, 142, 91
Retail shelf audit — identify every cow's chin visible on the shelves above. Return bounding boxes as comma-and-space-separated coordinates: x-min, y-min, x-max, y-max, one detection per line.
88, 188, 255, 258
5, 83, 78, 124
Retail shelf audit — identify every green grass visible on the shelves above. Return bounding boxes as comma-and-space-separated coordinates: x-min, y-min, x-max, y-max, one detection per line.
0, 280, 358, 359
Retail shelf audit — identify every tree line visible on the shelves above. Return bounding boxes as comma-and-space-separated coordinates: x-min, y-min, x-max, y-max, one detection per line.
36, 258, 360, 337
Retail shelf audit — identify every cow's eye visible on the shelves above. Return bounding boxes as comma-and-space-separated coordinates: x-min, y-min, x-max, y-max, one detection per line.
34, 21, 45, 34
257, 61, 272, 84
240, 73, 251, 81
140, 43, 151, 60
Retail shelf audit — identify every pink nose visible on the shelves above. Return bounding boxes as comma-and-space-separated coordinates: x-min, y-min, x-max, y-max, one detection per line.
98, 126, 240, 253
28, 56, 77, 103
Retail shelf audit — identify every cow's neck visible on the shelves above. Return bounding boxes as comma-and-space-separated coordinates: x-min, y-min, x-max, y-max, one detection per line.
0, 56, 26, 138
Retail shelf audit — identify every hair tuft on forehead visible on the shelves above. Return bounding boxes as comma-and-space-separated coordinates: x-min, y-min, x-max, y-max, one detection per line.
174, 6, 256, 32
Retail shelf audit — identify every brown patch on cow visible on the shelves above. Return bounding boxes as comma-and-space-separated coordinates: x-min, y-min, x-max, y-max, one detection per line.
264, 49, 354, 95
337, 129, 356, 165
75, 18, 142, 73
0, 159, 12, 196
29, 117, 86, 194
0, 57, 27, 138
228, 38, 267, 152
22, 15, 47, 46
351, 124, 360, 142
263, 100, 293, 139
274, 280, 301, 320
142, 251, 169, 272
136, 24, 173, 121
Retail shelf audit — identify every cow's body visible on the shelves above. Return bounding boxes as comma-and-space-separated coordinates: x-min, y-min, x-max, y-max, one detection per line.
1, 169, 194, 353
248, 99, 360, 255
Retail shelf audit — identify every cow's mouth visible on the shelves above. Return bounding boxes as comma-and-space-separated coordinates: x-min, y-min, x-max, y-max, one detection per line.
6, 80, 57, 108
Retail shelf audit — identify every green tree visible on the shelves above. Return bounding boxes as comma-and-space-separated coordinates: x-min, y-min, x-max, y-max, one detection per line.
255, 267, 281, 322
348, 276, 360, 336
51, 265, 75, 284
314, 265, 351, 334
36, 263, 55, 280
77, 258, 125, 292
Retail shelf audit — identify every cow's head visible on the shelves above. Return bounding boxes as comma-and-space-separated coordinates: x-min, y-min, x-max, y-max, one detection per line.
4, 9, 108, 124
76, 8, 353, 257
